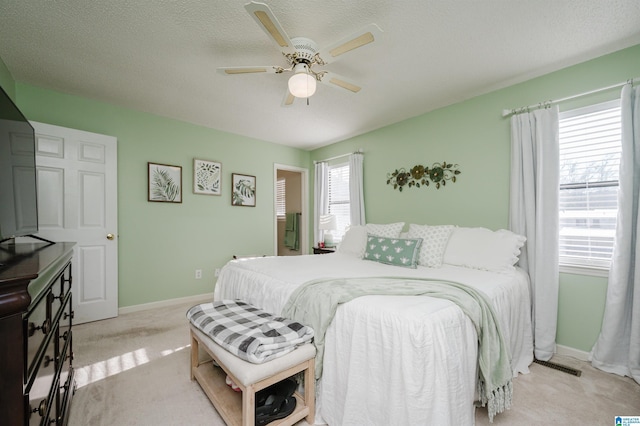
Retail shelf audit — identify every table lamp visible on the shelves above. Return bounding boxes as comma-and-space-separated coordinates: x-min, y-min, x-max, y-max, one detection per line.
319, 214, 338, 247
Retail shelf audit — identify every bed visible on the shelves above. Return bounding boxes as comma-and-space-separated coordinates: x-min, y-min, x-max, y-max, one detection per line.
213, 224, 534, 425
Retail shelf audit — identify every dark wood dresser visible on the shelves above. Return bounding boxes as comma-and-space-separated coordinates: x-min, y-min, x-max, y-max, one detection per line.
0, 242, 76, 426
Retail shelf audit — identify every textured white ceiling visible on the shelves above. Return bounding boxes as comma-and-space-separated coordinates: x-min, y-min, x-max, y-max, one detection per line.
1, 1, 640, 150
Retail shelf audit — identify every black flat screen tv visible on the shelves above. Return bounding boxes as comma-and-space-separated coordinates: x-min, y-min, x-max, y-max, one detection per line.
0, 85, 38, 243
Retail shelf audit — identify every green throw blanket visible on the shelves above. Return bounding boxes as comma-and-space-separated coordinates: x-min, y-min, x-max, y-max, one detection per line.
282, 276, 513, 422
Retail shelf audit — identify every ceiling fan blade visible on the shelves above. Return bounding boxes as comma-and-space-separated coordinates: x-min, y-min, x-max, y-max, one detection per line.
319, 72, 362, 93
244, 1, 296, 54
317, 23, 382, 64
282, 90, 296, 107
217, 66, 281, 75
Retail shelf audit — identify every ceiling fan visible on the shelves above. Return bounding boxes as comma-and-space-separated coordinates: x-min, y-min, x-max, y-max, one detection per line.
217, 1, 382, 106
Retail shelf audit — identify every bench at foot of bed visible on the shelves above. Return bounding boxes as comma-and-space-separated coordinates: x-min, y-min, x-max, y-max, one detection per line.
190, 324, 316, 426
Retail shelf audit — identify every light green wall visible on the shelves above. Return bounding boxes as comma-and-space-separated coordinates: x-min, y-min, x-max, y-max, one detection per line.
11, 84, 310, 307
557, 272, 608, 351
311, 44, 640, 353
0, 57, 16, 100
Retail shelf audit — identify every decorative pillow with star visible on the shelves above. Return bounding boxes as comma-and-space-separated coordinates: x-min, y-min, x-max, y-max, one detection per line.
363, 234, 423, 268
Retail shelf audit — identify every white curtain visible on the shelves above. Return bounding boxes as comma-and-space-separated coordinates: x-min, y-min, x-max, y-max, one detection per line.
314, 162, 328, 246
509, 106, 560, 361
591, 84, 640, 384
349, 152, 366, 226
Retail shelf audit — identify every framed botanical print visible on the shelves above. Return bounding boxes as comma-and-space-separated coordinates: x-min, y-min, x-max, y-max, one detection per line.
148, 162, 182, 203
193, 159, 222, 195
231, 173, 256, 207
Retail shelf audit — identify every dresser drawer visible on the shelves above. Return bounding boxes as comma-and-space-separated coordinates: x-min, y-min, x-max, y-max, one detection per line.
54, 332, 74, 426
57, 295, 73, 349
50, 262, 72, 324
25, 325, 57, 426
24, 289, 52, 382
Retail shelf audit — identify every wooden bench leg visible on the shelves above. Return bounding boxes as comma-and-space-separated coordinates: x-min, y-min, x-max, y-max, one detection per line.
190, 330, 198, 381
304, 359, 315, 425
242, 384, 255, 426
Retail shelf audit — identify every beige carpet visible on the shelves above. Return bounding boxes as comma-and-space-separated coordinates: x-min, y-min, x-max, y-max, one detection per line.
68, 299, 640, 425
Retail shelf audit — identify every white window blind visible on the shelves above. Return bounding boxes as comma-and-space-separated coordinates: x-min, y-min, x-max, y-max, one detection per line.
558, 100, 621, 269
276, 178, 286, 218
328, 163, 350, 242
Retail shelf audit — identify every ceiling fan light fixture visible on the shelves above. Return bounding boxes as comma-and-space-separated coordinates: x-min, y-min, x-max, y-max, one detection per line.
288, 64, 316, 98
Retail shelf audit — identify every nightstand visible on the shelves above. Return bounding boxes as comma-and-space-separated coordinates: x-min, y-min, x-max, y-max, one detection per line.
313, 246, 336, 254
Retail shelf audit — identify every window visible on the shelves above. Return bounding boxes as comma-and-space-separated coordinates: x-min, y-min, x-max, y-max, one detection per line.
327, 163, 350, 242
558, 100, 621, 270
276, 178, 286, 218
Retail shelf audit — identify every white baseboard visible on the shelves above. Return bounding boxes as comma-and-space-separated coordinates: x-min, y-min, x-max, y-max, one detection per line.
556, 344, 590, 361
118, 293, 212, 315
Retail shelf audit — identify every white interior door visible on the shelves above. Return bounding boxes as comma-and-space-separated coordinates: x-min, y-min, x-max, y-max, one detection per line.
31, 121, 118, 324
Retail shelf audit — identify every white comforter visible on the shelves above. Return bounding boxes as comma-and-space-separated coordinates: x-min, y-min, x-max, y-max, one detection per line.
214, 253, 533, 425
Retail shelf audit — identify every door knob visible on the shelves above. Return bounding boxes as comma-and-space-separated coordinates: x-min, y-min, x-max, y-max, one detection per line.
107, 233, 115, 240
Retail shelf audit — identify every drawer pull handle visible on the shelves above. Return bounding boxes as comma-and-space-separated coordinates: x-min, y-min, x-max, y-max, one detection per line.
43, 355, 54, 367
30, 399, 47, 417
28, 318, 51, 336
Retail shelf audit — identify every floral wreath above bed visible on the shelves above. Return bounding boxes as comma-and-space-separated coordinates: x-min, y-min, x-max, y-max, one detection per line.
387, 162, 461, 191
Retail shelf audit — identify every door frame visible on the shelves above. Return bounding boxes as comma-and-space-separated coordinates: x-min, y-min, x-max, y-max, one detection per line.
273, 163, 309, 255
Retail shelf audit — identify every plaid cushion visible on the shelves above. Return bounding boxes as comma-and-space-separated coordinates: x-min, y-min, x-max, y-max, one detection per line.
187, 300, 314, 364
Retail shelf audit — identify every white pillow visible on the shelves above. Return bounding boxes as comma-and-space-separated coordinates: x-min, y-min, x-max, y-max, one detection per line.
336, 225, 368, 258
443, 227, 526, 273
407, 224, 454, 267
365, 222, 405, 238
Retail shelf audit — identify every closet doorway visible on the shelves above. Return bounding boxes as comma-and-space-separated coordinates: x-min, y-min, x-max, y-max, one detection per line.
274, 164, 308, 256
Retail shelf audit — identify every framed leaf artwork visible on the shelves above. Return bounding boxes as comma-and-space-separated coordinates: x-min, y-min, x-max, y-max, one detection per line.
231, 173, 256, 207
194, 159, 222, 195
148, 162, 182, 203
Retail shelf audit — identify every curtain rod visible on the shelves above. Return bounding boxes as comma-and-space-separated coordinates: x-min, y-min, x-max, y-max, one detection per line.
314, 149, 363, 164
502, 76, 639, 118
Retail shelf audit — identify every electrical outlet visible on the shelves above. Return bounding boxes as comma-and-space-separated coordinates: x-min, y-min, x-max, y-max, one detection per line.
195, 269, 202, 279
215, 268, 221, 277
